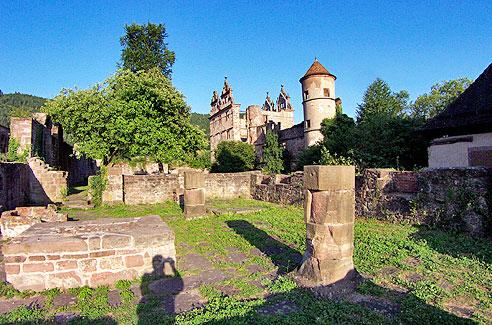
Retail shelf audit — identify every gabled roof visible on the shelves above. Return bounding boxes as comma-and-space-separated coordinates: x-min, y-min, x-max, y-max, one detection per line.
422, 63, 492, 136
300, 59, 336, 82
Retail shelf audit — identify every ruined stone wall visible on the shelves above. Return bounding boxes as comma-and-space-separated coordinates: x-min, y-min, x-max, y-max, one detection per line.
205, 172, 255, 199
3, 216, 175, 291
0, 163, 30, 211
0, 125, 9, 153
356, 168, 492, 237
123, 174, 180, 205
251, 172, 304, 205
28, 158, 68, 204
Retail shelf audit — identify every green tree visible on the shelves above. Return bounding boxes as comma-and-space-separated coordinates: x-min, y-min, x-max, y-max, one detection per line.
356, 78, 409, 123
321, 112, 357, 159
410, 77, 472, 120
262, 130, 284, 174
120, 22, 176, 78
43, 68, 206, 165
212, 141, 255, 172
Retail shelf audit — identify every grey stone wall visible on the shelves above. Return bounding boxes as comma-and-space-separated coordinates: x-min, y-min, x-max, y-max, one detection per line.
251, 172, 304, 205
123, 174, 180, 205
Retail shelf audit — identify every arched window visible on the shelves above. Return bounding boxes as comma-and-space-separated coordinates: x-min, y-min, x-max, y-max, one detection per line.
323, 88, 330, 97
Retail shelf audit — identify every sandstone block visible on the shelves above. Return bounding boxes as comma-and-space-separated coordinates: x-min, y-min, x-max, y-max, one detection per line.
102, 234, 131, 249
23, 262, 54, 273
125, 255, 144, 268
47, 271, 83, 289
184, 188, 205, 205
306, 223, 354, 246
303, 165, 355, 191
184, 171, 205, 189
310, 190, 355, 224
184, 205, 207, 219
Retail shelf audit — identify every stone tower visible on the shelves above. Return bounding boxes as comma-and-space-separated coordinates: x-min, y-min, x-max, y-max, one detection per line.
300, 59, 337, 147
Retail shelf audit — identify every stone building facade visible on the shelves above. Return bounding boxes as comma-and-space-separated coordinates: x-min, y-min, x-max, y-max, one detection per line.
209, 59, 338, 164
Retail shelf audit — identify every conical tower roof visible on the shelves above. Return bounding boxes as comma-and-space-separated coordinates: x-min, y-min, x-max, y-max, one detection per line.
300, 58, 336, 81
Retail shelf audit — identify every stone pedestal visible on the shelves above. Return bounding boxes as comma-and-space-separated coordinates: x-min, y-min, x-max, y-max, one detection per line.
183, 171, 206, 219
297, 165, 357, 286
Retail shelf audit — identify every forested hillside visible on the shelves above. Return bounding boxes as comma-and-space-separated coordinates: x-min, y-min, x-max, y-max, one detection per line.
190, 112, 210, 136
0, 92, 47, 127
0, 91, 210, 137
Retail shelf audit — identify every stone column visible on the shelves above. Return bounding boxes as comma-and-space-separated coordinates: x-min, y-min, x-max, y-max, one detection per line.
297, 165, 357, 286
184, 171, 206, 219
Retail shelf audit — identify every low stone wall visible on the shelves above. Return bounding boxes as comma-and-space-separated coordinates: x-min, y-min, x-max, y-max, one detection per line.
123, 174, 179, 205
0, 205, 67, 238
355, 167, 492, 236
28, 158, 68, 204
3, 215, 175, 291
102, 165, 256, 205
251, 172, 304, 205
205, 172, 255, 199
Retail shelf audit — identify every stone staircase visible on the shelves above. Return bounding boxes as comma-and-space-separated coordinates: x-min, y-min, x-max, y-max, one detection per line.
63, 189, 94, 209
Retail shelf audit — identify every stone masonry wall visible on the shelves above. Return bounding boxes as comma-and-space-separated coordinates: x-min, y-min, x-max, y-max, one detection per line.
28, 158, 68, 204
0, 163, 30, 211
251, 172, 304, 205
3, 216, 175, 291
205, 172, 256, 199
123, 174, 180, 205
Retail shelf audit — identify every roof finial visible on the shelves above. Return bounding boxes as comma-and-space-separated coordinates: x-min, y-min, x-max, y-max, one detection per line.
314, 56, 318, 62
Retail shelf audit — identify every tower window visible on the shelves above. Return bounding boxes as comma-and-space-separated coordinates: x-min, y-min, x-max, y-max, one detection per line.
304, 90, 309, 99
324, 88, 330, 97
305, 120, 311, 128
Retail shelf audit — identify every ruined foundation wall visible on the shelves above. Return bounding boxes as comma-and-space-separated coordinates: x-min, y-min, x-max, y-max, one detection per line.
251, 172, 304, 205
4, 216, 176, 291
0, 163, 30, 211
205, 172, 255, 199
28, 158, 68, 204
123, 174, 180, 205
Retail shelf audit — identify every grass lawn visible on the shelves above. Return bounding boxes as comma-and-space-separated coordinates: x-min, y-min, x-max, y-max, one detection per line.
0, 198, 490, 324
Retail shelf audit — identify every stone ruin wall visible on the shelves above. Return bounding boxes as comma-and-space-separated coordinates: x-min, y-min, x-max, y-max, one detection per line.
0, 163, 30, 211
0, 158, 68, 212
3, 216, 176, 291
253, 167, 492, 237
251, 172, 304, 205
102, 163, 256, 205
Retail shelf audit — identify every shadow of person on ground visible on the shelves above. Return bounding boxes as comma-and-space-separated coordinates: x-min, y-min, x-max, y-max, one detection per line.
137, 255, 183, 325
226, 219, 302, 274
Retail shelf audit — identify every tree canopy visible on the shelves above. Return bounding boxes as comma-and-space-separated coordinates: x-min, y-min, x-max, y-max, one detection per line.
43, 68, 206, 165
262, 130, 284, 174
356, 78, 409, 123
212, 141, 255, 172
410, 78, 472, 120
120, 22, 176, 78
0, 92, 47, 127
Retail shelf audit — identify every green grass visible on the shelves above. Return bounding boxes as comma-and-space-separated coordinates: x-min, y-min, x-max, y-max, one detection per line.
1, 198, 491, 324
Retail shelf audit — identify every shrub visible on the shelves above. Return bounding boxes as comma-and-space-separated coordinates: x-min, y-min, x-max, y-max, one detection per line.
212, 141, 255, 172
88, 167, 107, 207
296, 144, 321, 170
262, 131, 284, 174
6, 138, 29, 163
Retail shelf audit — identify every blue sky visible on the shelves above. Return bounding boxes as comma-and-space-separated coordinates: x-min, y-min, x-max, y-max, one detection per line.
1, 1, 491, 122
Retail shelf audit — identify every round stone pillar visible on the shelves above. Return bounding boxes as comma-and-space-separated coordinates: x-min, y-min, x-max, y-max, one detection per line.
297, 165, 357, 286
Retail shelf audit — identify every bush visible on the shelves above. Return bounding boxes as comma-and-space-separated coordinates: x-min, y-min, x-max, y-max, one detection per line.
212, 141, 255, 172
262, 131, 284, 174
88, 167, 107, 207
6, 138, 29, 163
296, 145, 321, 171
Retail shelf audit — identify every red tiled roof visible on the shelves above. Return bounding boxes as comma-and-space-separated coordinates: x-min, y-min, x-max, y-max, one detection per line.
300, 59, 336, 81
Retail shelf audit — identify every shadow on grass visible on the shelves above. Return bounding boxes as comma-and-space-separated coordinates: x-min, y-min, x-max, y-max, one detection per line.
226, 219, 302, 274
190, 275, 473, 324
412, 225, 492, 264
